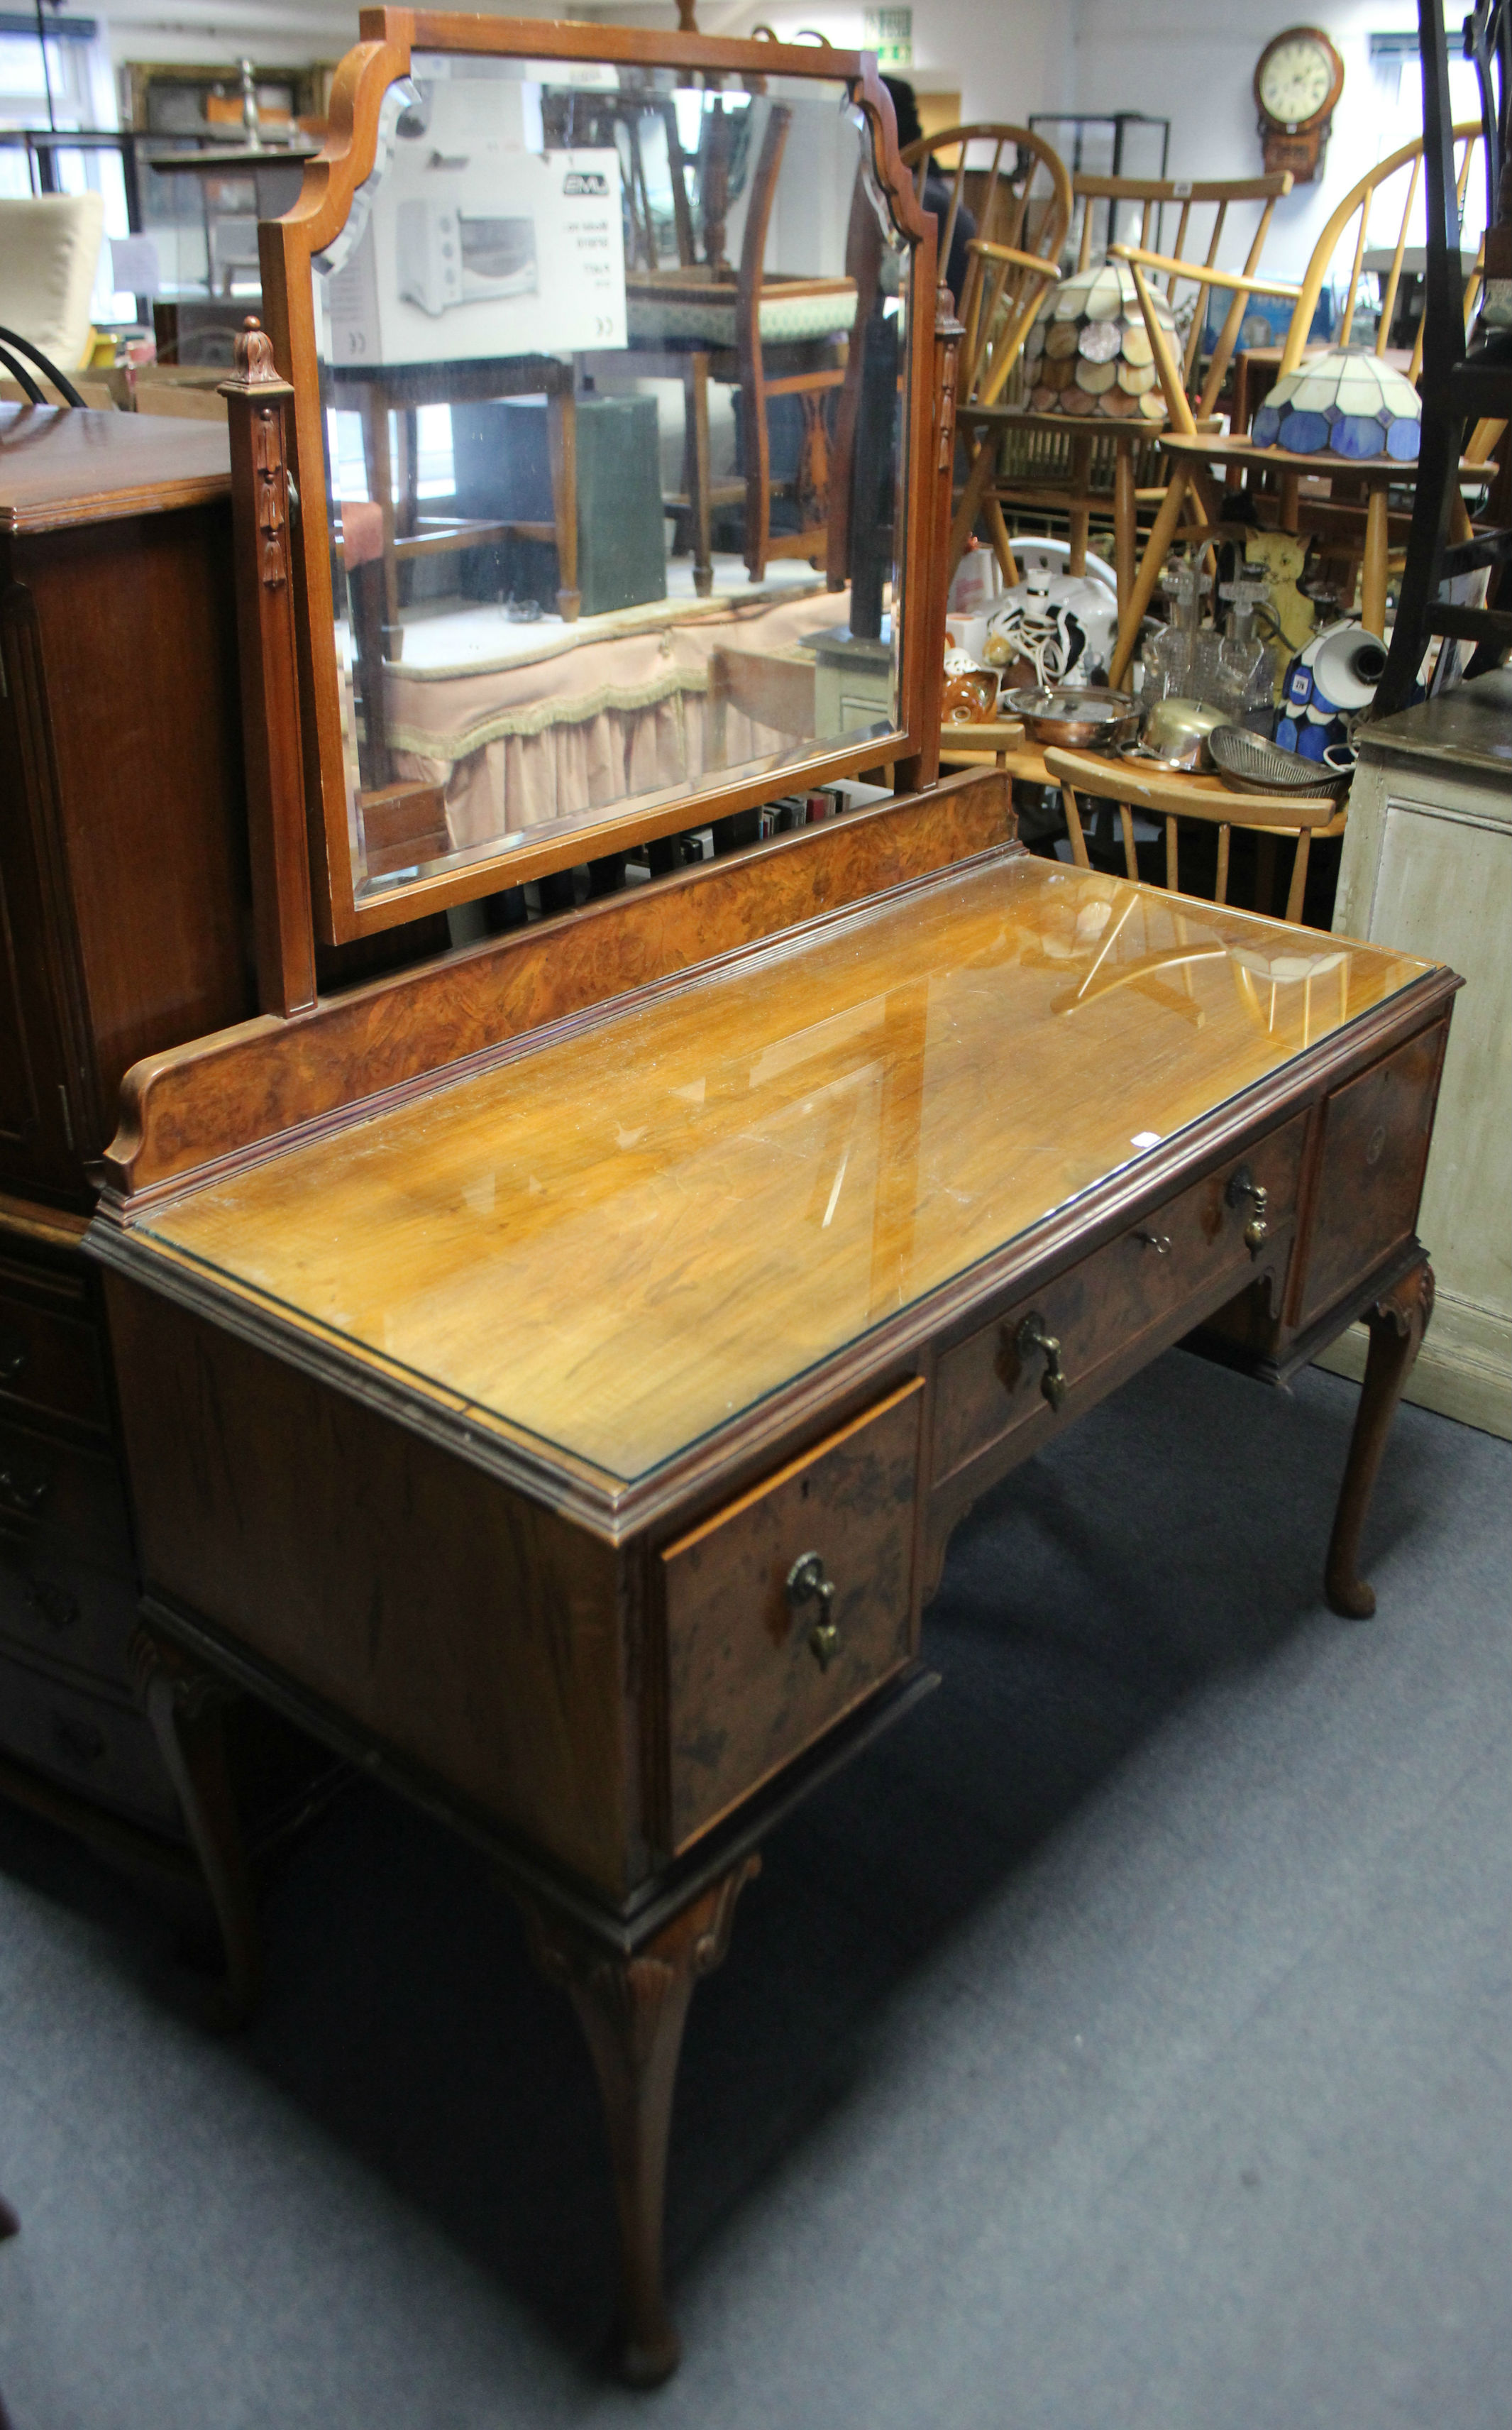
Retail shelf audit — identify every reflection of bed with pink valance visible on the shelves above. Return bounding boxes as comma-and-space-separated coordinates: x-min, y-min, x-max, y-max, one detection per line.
382, 588, 859, 852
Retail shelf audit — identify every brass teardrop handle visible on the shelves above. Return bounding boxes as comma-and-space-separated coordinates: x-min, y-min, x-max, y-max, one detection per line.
786, 1550, 841, 1671
0, 1456, 50, 1515
1015, 1312, 1066, 1412
1225, 1162, 1270, 1255
0, 1326, 26, 1380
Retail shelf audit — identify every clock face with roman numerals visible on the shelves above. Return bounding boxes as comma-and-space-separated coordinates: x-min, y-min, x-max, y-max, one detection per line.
1256, 27, 1344, 129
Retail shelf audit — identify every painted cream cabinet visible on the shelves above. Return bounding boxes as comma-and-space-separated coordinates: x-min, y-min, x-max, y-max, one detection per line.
1323, 671, 1512, 1437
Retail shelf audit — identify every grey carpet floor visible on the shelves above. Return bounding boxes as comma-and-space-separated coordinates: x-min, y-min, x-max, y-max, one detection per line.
0, 1351, 1508, 2430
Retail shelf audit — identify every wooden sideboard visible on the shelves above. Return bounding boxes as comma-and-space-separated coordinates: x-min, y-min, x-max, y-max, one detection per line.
0, 407, 258, 1872
87, 785, 1455, 2381
0, 407, 392, 1881
1323, 671, 1512, 1439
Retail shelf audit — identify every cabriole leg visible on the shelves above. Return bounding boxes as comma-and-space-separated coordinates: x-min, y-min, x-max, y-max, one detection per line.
519, 1853, 760, 2385
131, 1626, 261, 2030
1325, 1259, 1435, 1620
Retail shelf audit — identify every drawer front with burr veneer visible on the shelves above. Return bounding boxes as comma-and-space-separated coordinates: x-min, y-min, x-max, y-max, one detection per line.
932, 1118, 1310, 1492
659, 1379, 925, 1854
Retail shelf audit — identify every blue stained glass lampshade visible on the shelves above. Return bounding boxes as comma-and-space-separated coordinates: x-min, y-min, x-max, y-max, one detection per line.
1249, 346, 1422, 461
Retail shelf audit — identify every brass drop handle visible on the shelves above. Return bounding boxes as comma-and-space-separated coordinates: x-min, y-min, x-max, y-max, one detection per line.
1015, 1311, 1066, 1412
30, 1579, 79, 1633
0, 1326, 27, 1380
786, 1550, 841, 1671
1225, 1162, 1270, 1255
1135, 1229, 1171, 1256
0, 1457, 50, 1516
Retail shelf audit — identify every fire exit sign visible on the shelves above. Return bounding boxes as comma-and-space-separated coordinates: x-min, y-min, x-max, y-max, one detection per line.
863, 8, 913, 68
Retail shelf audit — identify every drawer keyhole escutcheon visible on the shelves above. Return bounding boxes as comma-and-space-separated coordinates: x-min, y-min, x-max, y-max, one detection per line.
1225, 1163, 1270, 1255
1015, 1312, 1066, 1412
786, 1550, 841, 1671
1135, 1229, 1172, 1256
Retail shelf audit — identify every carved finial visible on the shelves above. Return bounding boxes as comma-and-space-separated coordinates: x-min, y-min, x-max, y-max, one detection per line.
236, 315, 280, 384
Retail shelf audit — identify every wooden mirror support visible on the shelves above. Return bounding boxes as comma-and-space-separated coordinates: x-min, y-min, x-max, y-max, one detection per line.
222, 9, 949, 984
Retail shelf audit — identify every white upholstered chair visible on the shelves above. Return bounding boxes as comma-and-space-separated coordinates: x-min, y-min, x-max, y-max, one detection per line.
0, 194, 106, 375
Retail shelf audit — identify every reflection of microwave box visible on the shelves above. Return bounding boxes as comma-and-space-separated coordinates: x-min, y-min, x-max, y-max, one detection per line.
395, 201, 539, 317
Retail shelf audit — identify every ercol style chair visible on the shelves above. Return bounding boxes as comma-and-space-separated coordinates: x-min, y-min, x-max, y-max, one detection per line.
990, 173, 1295, 612
1108, 125, 1493, 685
898, 121, 1071, 280
613, 85, 859, 593
895, 126, 1074, 592
1043, 744, 1348, 928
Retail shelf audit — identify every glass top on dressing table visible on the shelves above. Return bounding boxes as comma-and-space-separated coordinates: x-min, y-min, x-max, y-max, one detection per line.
134, 857, 1429, 1485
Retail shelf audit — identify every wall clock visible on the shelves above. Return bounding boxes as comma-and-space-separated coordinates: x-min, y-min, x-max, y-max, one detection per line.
1254, 25, 1345, 184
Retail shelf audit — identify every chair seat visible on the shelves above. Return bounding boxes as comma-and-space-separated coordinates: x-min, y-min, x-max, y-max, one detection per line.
626, 275, 856, 349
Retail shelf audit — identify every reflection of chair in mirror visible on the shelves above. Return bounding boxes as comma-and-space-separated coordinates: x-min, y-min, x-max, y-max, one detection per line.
341, 355, 580, 679
615, 93, 859, 593
1044, 744, 1347, 926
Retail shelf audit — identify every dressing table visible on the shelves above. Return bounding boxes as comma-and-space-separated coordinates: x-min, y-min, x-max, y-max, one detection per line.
84, 11, 1454, 2385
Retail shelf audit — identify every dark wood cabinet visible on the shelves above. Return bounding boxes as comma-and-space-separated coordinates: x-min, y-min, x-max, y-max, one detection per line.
0, 406, 255, 1211
0, 408, 350, 1880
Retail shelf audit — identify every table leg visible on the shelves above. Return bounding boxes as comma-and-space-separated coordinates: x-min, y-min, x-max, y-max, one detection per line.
131, 1626, 261, 2032
519, 1852, 761, 2385
548, 383, 580, 623
1362, 483, 1390, 637
1113, 440, 1136, 617
1279, 470, 1300, 534
1110, 466, 1188, 689
1068, 434, 1093, 576
363, 395, 402, 650
947, 434, 1000, 581
983, 496, 1020, 590
1325, 1258, 1434, 1620
689, 354, 714, 599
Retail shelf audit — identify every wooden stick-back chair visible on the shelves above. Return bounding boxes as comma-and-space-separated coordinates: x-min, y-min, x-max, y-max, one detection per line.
1044, 745, 1348, 927
1071, 172, 1294, 408
988, 173, 1293, 610
899, 124, 1072, 590
1108, 125, 1493, 687
900, 122, 1073, 282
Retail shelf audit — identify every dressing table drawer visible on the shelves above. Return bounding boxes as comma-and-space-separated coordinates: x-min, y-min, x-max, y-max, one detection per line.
0, 1646, 181, 1833
0, 1274, 109, 1434
0, 1413, 134, 1575
660, 1378, 924, 1854
932, 1119, 1308, 1488
0, 1548, 140, 1689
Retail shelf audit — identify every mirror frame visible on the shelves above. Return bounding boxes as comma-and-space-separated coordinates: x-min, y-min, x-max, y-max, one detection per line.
255, 7, 939, 943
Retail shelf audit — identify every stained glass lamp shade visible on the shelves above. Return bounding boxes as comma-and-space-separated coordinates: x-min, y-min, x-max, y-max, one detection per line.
1251, 346, 1422, 462
1021, 260, 1180, 422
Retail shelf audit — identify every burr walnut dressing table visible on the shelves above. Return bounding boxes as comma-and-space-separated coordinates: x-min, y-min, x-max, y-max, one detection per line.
82, 11, 1455, 2387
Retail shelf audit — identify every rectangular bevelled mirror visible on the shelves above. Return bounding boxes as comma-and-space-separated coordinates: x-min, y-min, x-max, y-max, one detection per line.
260, 13, 934, 940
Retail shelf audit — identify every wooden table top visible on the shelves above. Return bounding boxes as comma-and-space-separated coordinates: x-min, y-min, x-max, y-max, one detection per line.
1158, 429, 1409, 478
958, 403, 1164, 438
133, 854, 1428, 1485
0, 403, 231, 533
